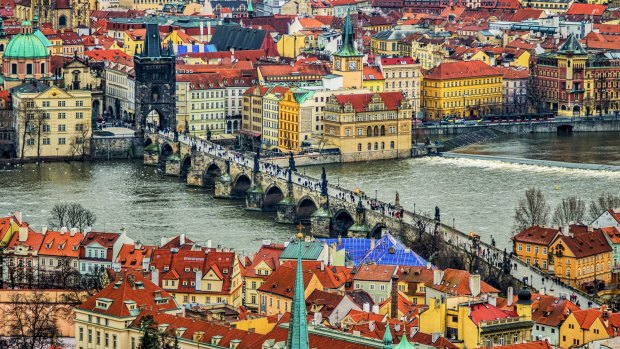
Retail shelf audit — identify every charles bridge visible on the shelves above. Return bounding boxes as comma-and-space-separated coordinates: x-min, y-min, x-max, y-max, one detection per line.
144, 131, 602, 307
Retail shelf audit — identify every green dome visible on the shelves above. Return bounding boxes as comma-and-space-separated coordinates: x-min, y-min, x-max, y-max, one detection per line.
5, 32, 48, 59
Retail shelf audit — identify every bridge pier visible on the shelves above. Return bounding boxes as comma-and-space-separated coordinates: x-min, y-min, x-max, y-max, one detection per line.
164, 157, 181, 176
310, 207, 331, 237
187, 169, 203, 187
144, 146, 159, 166
276, 198, 296, 224
215, 173, 233, 199
246, 186, 264, 211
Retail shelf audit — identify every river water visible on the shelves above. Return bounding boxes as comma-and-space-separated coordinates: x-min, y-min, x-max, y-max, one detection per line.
1, 132, 619, 253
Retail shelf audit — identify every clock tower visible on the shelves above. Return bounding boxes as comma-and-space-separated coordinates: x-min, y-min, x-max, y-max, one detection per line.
333, 9, 363, 89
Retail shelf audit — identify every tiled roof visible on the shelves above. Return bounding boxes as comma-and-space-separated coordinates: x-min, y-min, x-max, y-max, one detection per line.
602, 226, 620, 244
428, 269, 499, 295
116, 243, 155, 271
363, 66, 384, 80
245, 243, 285, 278
508, 8, 543, 22
380, 57, 417, 66
280, 240, 325, 261
495, 67, 529, 80
423, 61, 501, 80
306, 289, 346, 319
258, 64, 330, 79
84, 49, 132, 62
566, 3, 607, 16
78, 271, 180, 317
512, 226, 560, 246
257, 265, 317, 299
320, 234, 427, 267
555, 228, 612, 259
6, 226, 42, 252
516, 293, 580, 327
0, 215, 29, 243
354, 264, 397, 282
81, 231, 120, 248
39, 230, 84, 258
469, 302, 518, 325
484, 340, 552, 349
571, 309, 609, 332
343, 309, 387, 324
333, 92, 405, 113
281, 260, 349, 290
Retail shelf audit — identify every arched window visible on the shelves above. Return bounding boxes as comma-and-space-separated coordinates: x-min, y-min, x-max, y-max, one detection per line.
390, 141, 395, 149
367, 143, 371, 151
373, 126, 379, 136
59, 15, 67, 27
566, 267, 571, 277
374, 142, 378, 150
357, 143, 362, 152
367, 126, 372, 136
380, 125, 385, 136
381, 142, 385, 150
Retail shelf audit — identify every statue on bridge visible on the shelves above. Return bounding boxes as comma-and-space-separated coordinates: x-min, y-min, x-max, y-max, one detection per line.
321, 167, 328, 197
253, 149, 260, 174
434, 206, 441, 222
289, 152, 297, 172
395, 191, 400, 207
207, 129, 212, 141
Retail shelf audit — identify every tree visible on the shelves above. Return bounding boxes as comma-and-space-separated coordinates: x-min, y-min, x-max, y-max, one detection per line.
552, 197, 586, 227
3, 291, 59, 349
589, 193, 620, 222
527, 65, 548, 114
17, 98, 45, 161
139, 315, 161, 349
69, 121, 92, 160
48, 203, 96, 231
513, 187, 549, 233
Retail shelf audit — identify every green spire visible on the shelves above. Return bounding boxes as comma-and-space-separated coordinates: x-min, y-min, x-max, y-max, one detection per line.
286, 231, 309, 349
335, 9, 361, 57
394, 325, 415, 349
383, 323, 393, 349
247, 0, 254, 15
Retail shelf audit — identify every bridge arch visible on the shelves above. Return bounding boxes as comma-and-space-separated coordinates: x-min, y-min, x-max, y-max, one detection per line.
332, 209, 355, 238
557, 124, 574, 134
232, 173, 252, 198
263, 184, 284, 212
144, 137, 154, 148
296, 196, 318, 225
369, 223, 386, 239
159, 142, 174, 169
202, 162, 222, 188
180, 155, 191, 181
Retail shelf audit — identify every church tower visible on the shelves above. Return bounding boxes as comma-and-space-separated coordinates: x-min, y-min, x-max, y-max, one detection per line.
134, 23, 176, 135
286, 232, 310, 349
332, 9, 363, 89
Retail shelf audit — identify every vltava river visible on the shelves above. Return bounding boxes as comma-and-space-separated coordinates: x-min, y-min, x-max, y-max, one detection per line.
1, 132, 619, 252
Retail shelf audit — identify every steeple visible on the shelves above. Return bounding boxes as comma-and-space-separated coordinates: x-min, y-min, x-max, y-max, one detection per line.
383, 323, 394, 349
394, 324, 416, 349
335, 9, 360, 57
247, 0, 254, 18
141, 23, 164, 58
286, 229, 310, 349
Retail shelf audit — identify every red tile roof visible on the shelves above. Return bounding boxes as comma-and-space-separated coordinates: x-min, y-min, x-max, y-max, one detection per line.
512, 226, 560, 246
281, 261, 349, 290
353, 264, 397, 282
306, 289, 346, 319
84, 49, 132, 62
571, 309, 611, 333
428, 269, 499, 295
523, 294, 580, 327
602, 226, 620, 244
0, 215, 29, 243
469, 302, 519, 325
78, 271, 181, 317
363, 66, 384, 80
495, 67, 529, 80
333, 92, 406, 113
342, 309, 387, 324
566, 3, 607, 16
380, 57, 417, 66
423, 61, 501, 80
555, 228, 612, 259
7, 227, 43, 252
116, 243, 155, 271
257, 265, 317, 299
484, 340, 552, 349
509, 8, 543, 22
39, 230, 84, 258
245, 243, 285, 279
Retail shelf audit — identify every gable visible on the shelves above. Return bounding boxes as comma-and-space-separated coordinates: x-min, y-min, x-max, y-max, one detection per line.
36, 85, 73, 100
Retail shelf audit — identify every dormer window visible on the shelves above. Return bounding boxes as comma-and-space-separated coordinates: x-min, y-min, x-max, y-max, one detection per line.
96, 298, 113, 310
185, 267, 190, 272
164, 266, 169, 271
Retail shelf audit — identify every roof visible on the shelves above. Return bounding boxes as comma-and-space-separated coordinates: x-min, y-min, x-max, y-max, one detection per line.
469, 302, 519, 325
484, 341, 552, 349
306, 289, 346, 319
363, 66, 384, 81
81, 231, 120, 248
529, 294, 580, 327
0, 215, 29, 243
423, 61, 501, 80
6, 225, 42, 252
495, 67, 529, 80
333, 92, 406, 113
280, 241, 324, 261
512, 226, 560, 246
602, 226, 620, 244
257, 265, 316, 299
566, 3, 607, 16
281, 261, 349, 290
428, 269, 499, 295
78, 271, 180, 318
380, 57, 417, 66
557, 33, 587, 55
209, 24, 267, 51
38, 230, 84, 258
354, 264, 397, 282
5, 26, 49, 59
554, 228, 612, 259
508, 8, 543, 22
245, 243, 285, 279
571, 309, 608, 331
115, 243, 155, 271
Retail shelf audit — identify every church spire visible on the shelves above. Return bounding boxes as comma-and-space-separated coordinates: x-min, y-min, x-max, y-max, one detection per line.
383, 323, 394, 349
286, 229, 310, 349
247, 0, 254, 18
335, 9, 360, 57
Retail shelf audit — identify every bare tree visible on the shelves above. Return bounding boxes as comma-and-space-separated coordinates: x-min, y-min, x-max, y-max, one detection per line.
17, 99, 45, 161
513, 187, 550, 233
3, 291, 59, 349
527, 65, 548, 114
589, 193, 620, 222
48, 203, 97, 231
69, 121, 92, 160
552, 197, 586, 227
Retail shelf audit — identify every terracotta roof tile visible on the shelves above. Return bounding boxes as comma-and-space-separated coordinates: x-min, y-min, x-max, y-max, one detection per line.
353, 264, 397, 282
39, 230, 84, 258
424, 61, 501, 80
333, 92, 406, 113
566, 3, 607, 16
513, 226, 560, 246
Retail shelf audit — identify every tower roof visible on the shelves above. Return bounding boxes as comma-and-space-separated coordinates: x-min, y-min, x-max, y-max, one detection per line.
139, 23, 168, 58
557, 33, 587, 55
4, 21, 48, 59
335, 9, 362, 57
286, 234, 310, 349
394, 330, 416, 349
383, 323, 393, 349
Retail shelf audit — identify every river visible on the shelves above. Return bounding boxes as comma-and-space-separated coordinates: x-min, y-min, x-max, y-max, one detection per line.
1, 132, 619, 253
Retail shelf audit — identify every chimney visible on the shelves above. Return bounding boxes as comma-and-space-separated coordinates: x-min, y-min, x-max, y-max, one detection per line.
207, 21, 212, 40
14, 211, 22, 224
200, 21, 204, 42
207, 239, 212, 248
561, 225, 570, 237
370, 237, 376, 250
507, 287, 514, 307
433, 270, 444, 285
488, 295, 497, 306
120, 227, 127, 236
70, 228, 78, 237
41, 225, 47, 235
426, 262, 431, 270
394, 323, 401, 332
372, 304, 379, 314
539, 287, 545, 296
588, 226, 594, 233
470, 274, 481, 297
230, 48, 235, 61
195, 270, 203, 291
363, 302, 370, 312
135, 241, 142, 250
60, 227, 68, 235
368, 320, 375, 332
391, 275, 399, 319
18, 227, 28, 242
320, 261, 325, 271
180, 233, 185, 246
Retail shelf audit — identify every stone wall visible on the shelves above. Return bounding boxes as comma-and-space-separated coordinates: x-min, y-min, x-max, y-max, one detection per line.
265, 153, 341, 168
340, 149, 410, 163
92, 137, 144, 160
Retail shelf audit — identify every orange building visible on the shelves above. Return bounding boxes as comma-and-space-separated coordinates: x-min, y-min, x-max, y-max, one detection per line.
512, 226, 561, 271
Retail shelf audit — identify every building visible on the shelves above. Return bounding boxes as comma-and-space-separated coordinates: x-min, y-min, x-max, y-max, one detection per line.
113, 242, 155, 272
73, 271, 183, 349
2, 20, 53, 90
353, 264, 397, 303
323, 91, 412, 162
558, 309, 611, 348
14, 0, 91, 30
332, 10, 363, 89
549, 225, 613, 288
243, 241, 285, 310
512, 226, 561, 271
378, 57, 421, 117
262, 86, 289, 149
3, 224, 42, 287
278, 89, 313, 153
362, 66, 385, 93
177, 73, 227, 136
104, 57, 135, 122
242, 85, 268, 149
79, 230, 133, 276
150, 247, 244, 307
38, 227, 84, 288
12, 83, 92, 160
421, 60, 503, 120
497, 67, 529, 114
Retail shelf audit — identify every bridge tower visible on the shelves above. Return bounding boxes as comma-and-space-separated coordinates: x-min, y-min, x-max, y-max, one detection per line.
310, 168, 332, 236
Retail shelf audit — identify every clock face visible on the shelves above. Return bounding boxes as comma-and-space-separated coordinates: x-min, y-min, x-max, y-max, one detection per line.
349, 61, 357, 71
336, 60, 341, 70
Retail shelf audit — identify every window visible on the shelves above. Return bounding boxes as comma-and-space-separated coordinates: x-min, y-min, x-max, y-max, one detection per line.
76, 101, 84, 107
79, 327, 83, 341
105, 333, 109, 347
526, 244, 531, 252
58, 101, 66, 107
369, 284, 375, 290
358, 143, 362, 152
58, 138, 66, 145
11, 63, 17, 74
518, 243, 523, 251
58, 113, 66, 119
390, 141, 395, 149
58, 124, 66, 132
88, 329, 92, 343
113, 335, 117, 349
43, 138, 50, 145
76, 112, 83, 119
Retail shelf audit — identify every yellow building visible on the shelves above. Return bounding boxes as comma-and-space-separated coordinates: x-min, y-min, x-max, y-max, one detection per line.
277, 34, 311, 59
512, 226, 561, 271
549, 226, 613, 288
122, 29, 146, 56
262, 86, 289, 149
323, 91, 412, 162
332, 10, 363, 89
523, 0, 574, 13
243, 243, 285, 310
176, 74, 227, 136
13, 83, 92, 160
278, 89, 313, 153
402, 37, 451, 70
362, 66, 384, 93
257, 265, 323, 316
559, 309, 610, 348
421, 60, 503, 120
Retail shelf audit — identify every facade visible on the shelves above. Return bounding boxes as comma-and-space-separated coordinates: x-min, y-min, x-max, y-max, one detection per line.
498, 67, 529, 114
3, 225, 42, 287
512, 226, 561, 271
353, 264, 397, 303
79, 231, 133, 275
422, 60, 503, 120
242, 85, 268, 148
104, 59, 135, 122
559, 309, 611, 348
378, 57, 421, 117
13, 84, 92, 160
323, 91, 412, 162
257, 263, 323, 316
177, 74, 227, 136
38, 227, 84, 287
332, 10, 363, 89
244, 242, 285, 310
262, 86, 289, 149
278, 89, 311, 153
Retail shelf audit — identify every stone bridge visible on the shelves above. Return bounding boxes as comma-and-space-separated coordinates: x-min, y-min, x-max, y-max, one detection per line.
143, 131, 603, 306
